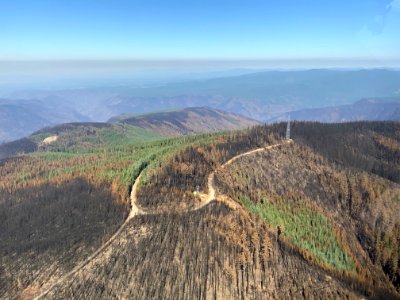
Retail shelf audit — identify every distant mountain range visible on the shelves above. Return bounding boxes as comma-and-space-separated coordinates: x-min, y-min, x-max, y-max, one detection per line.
2, 69, 400, 141
0, 98, 89, 142
269, 97, 400, 123
0, 107, 258, 160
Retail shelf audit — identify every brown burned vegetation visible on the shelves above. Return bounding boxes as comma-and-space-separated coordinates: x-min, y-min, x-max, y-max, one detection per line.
1, 121, 400, 299
0, 177, 126, 299
137, 125, 280, 210
214, 123, 400, 297
136, 121, 400, 298
0, 152, 131, 299
0, 133, 221, 299
46, 203, 365, 300
290, 121, 400, 183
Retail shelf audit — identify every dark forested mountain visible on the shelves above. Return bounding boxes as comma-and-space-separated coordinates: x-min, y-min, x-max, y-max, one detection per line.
269, 97, 400, 123
2, 69, 400, 141
1, 121, 399, 299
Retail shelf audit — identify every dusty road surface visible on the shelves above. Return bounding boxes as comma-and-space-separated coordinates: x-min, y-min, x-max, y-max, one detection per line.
197, 140, 292, 210
32, 174, 144, 300
31, 140, 292, 299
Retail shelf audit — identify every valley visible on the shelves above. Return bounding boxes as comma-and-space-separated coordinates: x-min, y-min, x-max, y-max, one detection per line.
2, 69, 400, 142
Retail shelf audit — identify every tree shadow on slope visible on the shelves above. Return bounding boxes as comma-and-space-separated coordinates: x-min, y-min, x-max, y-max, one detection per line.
0, 177, 127, 299
290, 121, 400, 183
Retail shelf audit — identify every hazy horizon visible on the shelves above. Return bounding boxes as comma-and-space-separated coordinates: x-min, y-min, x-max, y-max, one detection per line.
2, 0, 400, 94
1, 1, 400, 135
1, 59, 400, 95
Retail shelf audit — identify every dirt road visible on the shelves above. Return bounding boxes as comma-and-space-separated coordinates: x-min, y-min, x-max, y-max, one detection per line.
196, 140, 291, 210
33, 173, 144, 299
32, 140, 291, 299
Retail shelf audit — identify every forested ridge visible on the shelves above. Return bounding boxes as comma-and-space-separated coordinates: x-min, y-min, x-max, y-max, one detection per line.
0, 132, 221, 299
1, 121, 399, 299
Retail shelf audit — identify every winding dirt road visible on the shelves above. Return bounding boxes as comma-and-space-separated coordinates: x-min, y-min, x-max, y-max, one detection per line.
32, 140, 291, 299
196, 140, 291, 210
33, 173, 144, 300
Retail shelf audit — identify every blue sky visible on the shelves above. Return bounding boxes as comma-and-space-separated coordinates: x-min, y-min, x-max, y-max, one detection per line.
0, 0, 399, 64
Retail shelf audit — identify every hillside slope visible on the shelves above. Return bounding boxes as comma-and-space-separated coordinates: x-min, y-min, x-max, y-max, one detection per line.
0, 107, 257, 160
110, 107, 259, 136
0, 122, 162, 160
47, 121, 398, 299
1, 121, 399, 299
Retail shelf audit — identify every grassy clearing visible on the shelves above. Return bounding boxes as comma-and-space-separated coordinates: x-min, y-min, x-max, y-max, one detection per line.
239, 195, 355, 272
